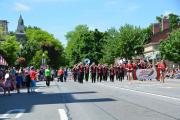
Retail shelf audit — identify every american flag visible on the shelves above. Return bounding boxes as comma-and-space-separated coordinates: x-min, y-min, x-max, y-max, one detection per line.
0, 54, 8, 66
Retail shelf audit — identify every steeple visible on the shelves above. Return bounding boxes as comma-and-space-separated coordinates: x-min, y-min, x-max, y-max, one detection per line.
16, 14, 25, 34
16, 14, 26, 44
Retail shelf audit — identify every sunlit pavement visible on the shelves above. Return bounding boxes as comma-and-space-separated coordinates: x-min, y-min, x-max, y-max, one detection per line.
0, 79, 180, 120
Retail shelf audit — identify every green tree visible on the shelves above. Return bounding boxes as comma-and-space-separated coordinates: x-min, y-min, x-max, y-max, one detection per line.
159, 28, 180, 63
24, 26, 65, 68
0, 35, 19, 66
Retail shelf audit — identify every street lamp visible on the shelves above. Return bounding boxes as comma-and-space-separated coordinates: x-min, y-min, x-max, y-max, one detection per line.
19, 44, 23, 56
42, 53, 46, 66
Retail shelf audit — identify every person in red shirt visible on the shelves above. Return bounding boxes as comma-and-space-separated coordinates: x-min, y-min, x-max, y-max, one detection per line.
109, 64, 115, 82
85, 63, 89, 82
78, 63, 84, 84
158, 60, 166, 83
132, 62, 137, 80
91, 62, 97, 83
58, 68, 64, 82
97, 64, 103, 82
30, 66, 37, 92
126, 60, 133, 81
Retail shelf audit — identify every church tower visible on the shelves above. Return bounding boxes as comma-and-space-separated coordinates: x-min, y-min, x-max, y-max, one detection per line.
16, 15, 27, 44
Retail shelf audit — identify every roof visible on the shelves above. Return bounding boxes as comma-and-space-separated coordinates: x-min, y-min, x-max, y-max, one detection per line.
150, 28, 170, 43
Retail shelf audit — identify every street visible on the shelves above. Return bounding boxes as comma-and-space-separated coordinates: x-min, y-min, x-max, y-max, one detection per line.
0, 79, 180, 120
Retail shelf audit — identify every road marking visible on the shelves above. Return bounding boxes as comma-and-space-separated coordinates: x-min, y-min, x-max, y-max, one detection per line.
58, 109, 68, 120
0, 109, 25, 119
100, 83, 180, 102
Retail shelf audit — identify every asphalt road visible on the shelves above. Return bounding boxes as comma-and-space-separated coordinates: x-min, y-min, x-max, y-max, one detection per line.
0, 79, 180, 120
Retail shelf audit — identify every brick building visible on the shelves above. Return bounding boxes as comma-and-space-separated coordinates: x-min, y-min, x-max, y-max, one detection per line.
144, 17, 170, 62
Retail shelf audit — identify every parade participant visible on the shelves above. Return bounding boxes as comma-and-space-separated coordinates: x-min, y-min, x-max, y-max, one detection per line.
138, 59, 146, 69
103, 64, 108, 81
118, 64, 125, 82
156, 61, 160, 81
85, 63, 90, 82
126, 60, 133, 81
109, 64, 115, 82
147, 61, 153, 69
158, 60, 166, 83
97, 64, 103, 82
132, 62, 137, 80
72, 64, 78, 82
45, 65, 51, 86
77, 62, 84, 83
57, 67, 64, 82
115, 65, 118, 80
30, 66, 37, 92
91, 62, 97, 83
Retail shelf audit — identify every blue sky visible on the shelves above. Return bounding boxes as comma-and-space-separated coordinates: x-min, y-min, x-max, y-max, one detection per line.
0, 0, 179, 46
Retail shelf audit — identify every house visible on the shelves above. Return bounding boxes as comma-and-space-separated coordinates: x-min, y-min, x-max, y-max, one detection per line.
144, 17, 170, 62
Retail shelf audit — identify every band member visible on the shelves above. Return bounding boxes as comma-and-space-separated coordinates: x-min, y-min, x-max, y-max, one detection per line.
156, 61, 160, 81
97, 64, 103, 82
158, 60, 166, 83
91, 62, 97, 83
72, 64, 78, 82
132, 62, 137, 80
126, 60, 133, 81
104, 64, 109, 81
85, 63, 90, 82
115, 65, 118, 80
138, 59, 146, 69
110, 64, 115, 82
118, 64, 125, 82
77, 63, 84, 83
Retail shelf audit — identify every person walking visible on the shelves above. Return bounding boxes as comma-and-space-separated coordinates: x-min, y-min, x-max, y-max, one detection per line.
158, 60, 166, 83
91, 62, 97, 83
72, 64, 78, 82
85, 63, 90, 82
45, 65, 51, 86
15, 72, 23, 93
97, 64, 103, 82
126, 60, 133, 81
109, 64, 115, 82
78, 63, 84, 84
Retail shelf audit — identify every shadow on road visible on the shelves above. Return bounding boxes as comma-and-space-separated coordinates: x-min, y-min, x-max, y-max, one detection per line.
0, 91, 116, 115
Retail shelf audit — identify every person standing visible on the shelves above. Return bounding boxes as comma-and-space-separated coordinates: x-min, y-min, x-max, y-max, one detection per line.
57, 67, 64, 82
103, 64, 108, 81
30, 66, 37, 92
97, 64, 103, 82
3, 70, 11, 96
64, 68, 68, 82
118, 64, 125, 82
45, 65, 51, 86
91, 62, 97, 83
15, 72, 23, 93
25, 70, 31, 93
85, 63, 90, 82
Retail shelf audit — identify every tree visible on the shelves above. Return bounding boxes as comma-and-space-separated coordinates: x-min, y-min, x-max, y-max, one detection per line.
23, 26, 65, 68
65, 25, 106, 66
159, 28, 180, 63
0, 35, 20, 66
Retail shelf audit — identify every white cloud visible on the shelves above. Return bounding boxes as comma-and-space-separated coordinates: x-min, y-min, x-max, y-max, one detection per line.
127, 5, 140, 12
14, 2, 30, 12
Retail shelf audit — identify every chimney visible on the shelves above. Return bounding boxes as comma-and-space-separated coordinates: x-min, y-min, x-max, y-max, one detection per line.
153, 23, 160, 34
162, 17, 169, 31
